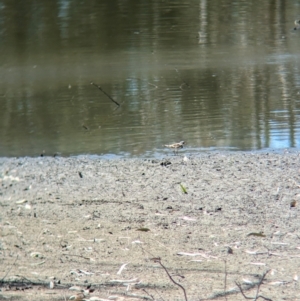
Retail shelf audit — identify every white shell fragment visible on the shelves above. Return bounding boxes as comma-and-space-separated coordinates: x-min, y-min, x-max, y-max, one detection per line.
268, 281, 286, 286
24, 203, 32, 210
2, 175, 20, 182
16, 199, 27, 204
177, 252, 203, 256
117, 263, 128, 275
245, 250, 260, 255
242, 278, 254, 285
249, 262, 266, 266
69, 286, 83, 291
131, 240, 143, 244
179, 216, 197, 221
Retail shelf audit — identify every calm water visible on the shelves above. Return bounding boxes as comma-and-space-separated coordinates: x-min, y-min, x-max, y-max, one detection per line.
1, 0, 300, 158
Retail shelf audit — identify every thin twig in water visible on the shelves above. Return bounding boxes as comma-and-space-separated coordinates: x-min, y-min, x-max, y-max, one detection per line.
90, 82, 120, 107
148, 82, 158, 90
235, 282, 253, 300
254, 270, 272, 301
235, 270, 273, 301
142, 289, 155, 301
154, 288, 166, 301
0, 255, 19, 283
153, 258, 188, 301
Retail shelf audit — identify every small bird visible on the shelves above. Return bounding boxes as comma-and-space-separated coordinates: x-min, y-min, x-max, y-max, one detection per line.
294, 20, 300, 30
165, 141, 185, 154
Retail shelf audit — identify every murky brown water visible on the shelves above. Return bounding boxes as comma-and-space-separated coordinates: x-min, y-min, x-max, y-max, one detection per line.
1, 0, 300, 158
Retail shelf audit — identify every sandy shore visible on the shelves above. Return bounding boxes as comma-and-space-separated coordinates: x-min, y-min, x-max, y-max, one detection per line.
0, 151, 300, 300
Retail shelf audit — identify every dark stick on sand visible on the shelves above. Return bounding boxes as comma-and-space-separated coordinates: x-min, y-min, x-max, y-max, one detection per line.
90, 82, 120, 107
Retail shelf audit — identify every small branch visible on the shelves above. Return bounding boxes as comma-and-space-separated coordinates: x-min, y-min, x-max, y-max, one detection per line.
91, 82, 120, 107
235, 270, 273, 301
142, 289, 155, 301
235, 281, 253, 299
154, 258, 188, 301
154, 288, 166, 301
148, 82, 158, 90
258, 297, 273, 301
0, 255, 19, 283
224, 260, 228, 301
255, 270, 272, 301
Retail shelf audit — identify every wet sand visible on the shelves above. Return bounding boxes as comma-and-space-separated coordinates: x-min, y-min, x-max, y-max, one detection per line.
0, 152, 300, 300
